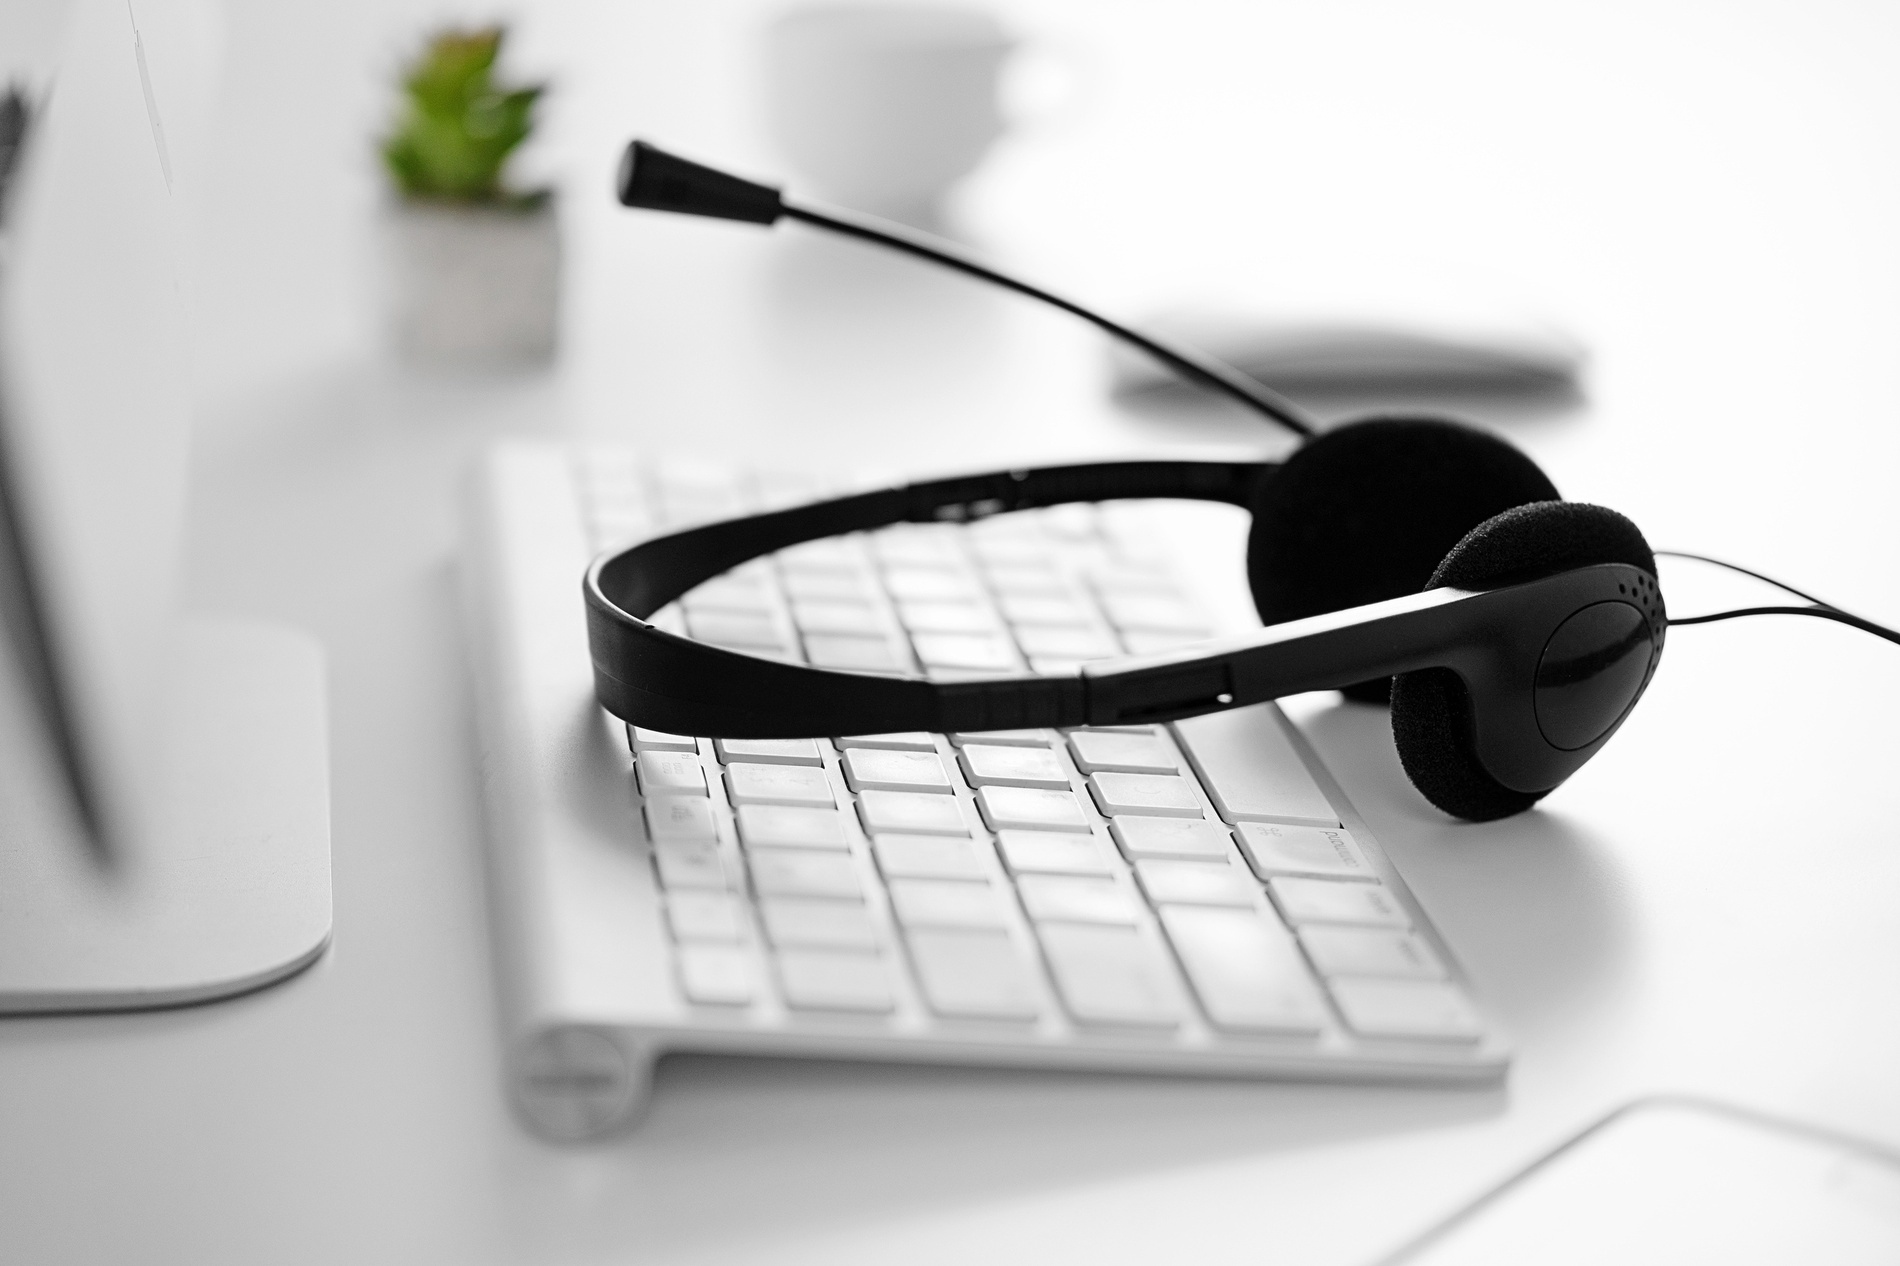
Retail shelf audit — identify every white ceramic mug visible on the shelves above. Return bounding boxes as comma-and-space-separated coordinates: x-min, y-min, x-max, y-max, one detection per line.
762, 5, 1014, 221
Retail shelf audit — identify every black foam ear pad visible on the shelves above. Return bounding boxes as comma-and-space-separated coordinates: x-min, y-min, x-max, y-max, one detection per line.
1390, 501, 1656, 821
1246, 417, 1560, 702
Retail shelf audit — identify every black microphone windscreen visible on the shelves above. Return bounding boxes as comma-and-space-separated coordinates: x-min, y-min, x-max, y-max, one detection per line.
617, 141, 784, 225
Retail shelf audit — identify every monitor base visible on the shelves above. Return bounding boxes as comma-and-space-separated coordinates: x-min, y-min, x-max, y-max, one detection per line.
0, 618, 333, 1012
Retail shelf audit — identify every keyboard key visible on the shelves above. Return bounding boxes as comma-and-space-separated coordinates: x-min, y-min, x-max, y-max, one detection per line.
782, 570, 872, 603
1158, 907, 1328, 1034
1135, 859, 1255, 906
872, 833, 986, 880
645, 795, 718, 843
1236, 823, 1374, 880
726, 762, 835, 808
1328, 978, 1482, 1041
905, 930, 1040, 1020
1067, 730, 1178, 775
677, 945, 754, 1005
1086, 563, 1175, 594
1087, 772, 1202, 818
888, 878, 1007, 928
759, 898, 879, 950
958, 744, 1070, 789
652, 840, 729, 890
1014, 626, 1118, 660
749, 850, 863, 899
1029, 657, 1090, 676
1118, 629, 1204, 655
791, 599, 884, 636
636, 750, 707, 797
897, 601, 997, 633
995, 830, 1112, 875
714, 737, 824, 766
776, 538, 858, 569
629, 726, 696, 753
666, 891, 744, 941
948, 729, 1049, 747
870, 528, 959, 565
1270, 877, 1408, 927
858, 789, 969, 836
976, 785, 1090, 832
912, 632, 1015, 671
1099, 593, 1209, 634
680, 575, 771, 613
1017, 875, 1141, 924
1172, 710, 1340, 828
997, 594, 1090, 626
983, 563, 1064, 593
776, 950, 894, 1013
835, 732, 937, 750
804, 634, 907, 673
1036, 924, 1180, 1028
841, 747, 954, 794
883, 567, 975, 601
1110, 816, 1233, 860
686, 611, 786, 650
735, 804, 846, 850
1299, 926, 1446, 980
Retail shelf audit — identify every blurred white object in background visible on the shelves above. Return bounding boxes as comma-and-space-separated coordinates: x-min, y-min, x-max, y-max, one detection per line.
762, 4, 1012, 222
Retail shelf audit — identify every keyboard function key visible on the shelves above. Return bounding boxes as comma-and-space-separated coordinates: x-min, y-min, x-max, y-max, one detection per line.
654, 842, 730, 891
1328, 978, 1483, 1042
759, 898, 880, 950
1014, 626, 1119, 660
1237, 823, 1374, 880
883, 567, 975, 601
1299, 926, 1446, 980
897, 601, 997, 634
905, 929, 1040, 1020
629, 726, 696, 753
1270, 877, 1409, 927
887, 878, 1008, 929
776, 950, 895, 1013
1036, 924, 1180, 1028
1134, 859, 1255, 907
872, 833, 986, 880
1110, 816, 1233, 860
949, 729, 1050, 747
841, 747, 954, 794
645, 795, 718, 843
995, 830, 1112, 875
858, 790, 970, 836
911, 632, 1016, 671
666, 891, 744, 941
1068, 730, 1179, 775
749, 850, 863, 899
677, 944, 754, 1005
714, 737, 824, 766
1087, 772, 1203, 818
636, 750, 707, 797
1017, 874, 1141, 925
976, 785, 1090, 833
735, 804, 847, 850
725, 762, 836, 808
836, 732, 937, 751
958, 744, 1071, 789
1158, 906, 1328, 1034
791, 600, 884, 636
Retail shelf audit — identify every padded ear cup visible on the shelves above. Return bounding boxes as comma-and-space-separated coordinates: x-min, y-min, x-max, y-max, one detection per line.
1247, 417, 1560, 702
1390, 501, 1657, 821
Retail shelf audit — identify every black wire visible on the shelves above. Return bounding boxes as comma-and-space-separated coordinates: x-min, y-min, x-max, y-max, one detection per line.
781, 199, 1320, 441
1667, 605, 1900, 646
1654, 549, 1836, 608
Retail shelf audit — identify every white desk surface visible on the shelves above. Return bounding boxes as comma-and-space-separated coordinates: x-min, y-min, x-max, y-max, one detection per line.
5, 1, 1899, 1262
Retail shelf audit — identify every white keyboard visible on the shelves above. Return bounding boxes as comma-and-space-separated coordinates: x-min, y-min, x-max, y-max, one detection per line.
461, 442, 1508, 1140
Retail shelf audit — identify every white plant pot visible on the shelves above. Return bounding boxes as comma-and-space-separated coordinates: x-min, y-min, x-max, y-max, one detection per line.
385, 198, 559, 366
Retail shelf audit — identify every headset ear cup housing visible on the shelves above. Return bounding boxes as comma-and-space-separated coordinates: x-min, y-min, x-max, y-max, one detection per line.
1246, 417, 1561, 702
1391, 501, 1662, 821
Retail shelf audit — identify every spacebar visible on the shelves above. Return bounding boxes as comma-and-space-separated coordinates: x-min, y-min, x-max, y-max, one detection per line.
1171, 706, 1339, 828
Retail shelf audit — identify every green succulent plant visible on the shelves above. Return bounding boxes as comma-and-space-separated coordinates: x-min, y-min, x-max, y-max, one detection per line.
381, 27, 546, 206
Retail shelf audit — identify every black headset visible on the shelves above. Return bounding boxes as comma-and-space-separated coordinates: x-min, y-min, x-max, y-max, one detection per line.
586, 141, 1895, 823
